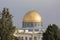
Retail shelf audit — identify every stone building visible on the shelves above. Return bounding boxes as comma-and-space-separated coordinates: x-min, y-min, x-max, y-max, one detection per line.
14, 10, 44, 40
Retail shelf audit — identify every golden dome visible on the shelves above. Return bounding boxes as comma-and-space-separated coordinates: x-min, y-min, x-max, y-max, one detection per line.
23, 10, 42, 22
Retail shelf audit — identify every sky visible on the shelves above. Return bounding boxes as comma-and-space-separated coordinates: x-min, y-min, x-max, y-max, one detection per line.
0, 0, 60, 28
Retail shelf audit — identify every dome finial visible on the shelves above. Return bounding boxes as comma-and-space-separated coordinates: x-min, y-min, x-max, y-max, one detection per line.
31, 8, 36, 12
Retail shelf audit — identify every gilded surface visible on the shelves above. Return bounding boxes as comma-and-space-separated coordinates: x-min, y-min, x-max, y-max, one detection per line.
23, 10, 42, 22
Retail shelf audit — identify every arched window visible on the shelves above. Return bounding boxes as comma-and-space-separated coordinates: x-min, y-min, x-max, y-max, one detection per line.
34, 37, 37, 40
25, 37, 27, 40
21, 37, 23, 40
29, 37, 32, 40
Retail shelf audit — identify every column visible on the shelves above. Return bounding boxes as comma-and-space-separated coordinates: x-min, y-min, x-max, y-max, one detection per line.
32, 29, 34, 40
37, 37, 38, 40
27, 37, 29, 40
24, 37, 25, 40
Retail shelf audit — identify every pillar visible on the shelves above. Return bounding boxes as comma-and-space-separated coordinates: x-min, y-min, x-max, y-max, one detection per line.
32, 28, 34, 40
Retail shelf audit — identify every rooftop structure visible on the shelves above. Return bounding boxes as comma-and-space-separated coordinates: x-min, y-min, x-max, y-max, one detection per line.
14, 10, 44, 40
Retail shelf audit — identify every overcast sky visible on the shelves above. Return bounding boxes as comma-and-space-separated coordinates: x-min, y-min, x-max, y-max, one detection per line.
0, 0, 60, 28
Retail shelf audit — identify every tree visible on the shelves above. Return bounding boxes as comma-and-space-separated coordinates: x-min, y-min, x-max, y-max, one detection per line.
57, 29, 60, 40
42, 24, 60, 40
0, 8, 15, 40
